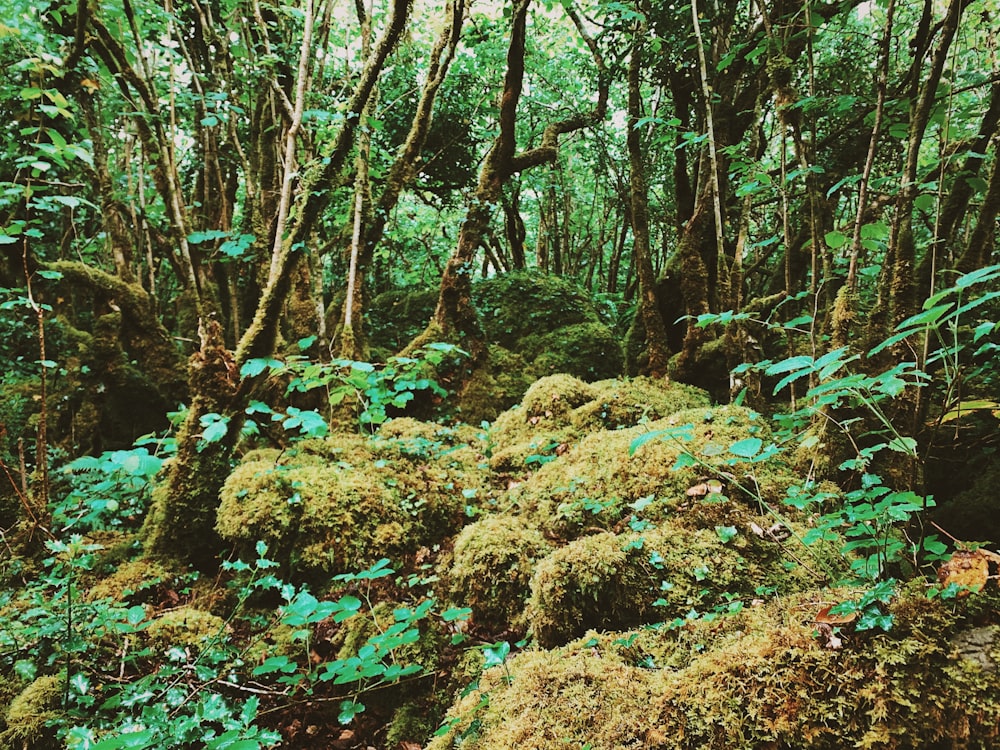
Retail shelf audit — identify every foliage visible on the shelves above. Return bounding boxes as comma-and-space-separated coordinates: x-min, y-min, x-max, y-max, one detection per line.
0, 537, 467, 750
240, 343, 465, 434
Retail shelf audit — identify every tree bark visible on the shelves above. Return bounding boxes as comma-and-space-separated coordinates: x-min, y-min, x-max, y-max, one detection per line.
628, 23, 672, 377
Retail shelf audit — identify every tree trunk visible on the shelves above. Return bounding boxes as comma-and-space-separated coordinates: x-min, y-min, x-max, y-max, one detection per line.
628, 24, 671, 377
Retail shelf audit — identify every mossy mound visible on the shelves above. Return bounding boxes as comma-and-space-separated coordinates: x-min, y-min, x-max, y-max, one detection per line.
472, 272, 604, 349
145, 607, 227, 653
489, 375, 711, 473
364, 287, 439, 358
526, 508, 799, 647
509, 404, 790, 539
0, 674, 62, 750
217, 426, 484, 578
444, 515, 553, 630
430, 588, 1000, 750
519, 322, 624, 382
472, 272, 624, 387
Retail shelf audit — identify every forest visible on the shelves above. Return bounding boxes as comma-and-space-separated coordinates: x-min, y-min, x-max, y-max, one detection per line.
2, 0, 1000, 746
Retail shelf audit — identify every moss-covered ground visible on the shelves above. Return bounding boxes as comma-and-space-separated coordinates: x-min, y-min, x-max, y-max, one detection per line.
3, 371, 998, 750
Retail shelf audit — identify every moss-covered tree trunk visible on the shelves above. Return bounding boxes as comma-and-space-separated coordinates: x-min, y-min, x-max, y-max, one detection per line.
145, 0, 413, 569
627, 24, 671, 378
143, 319, 240, 569
420, 0, 607, 369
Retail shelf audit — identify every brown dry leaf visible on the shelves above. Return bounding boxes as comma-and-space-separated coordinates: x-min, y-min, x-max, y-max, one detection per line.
555, 442, 569, 456
400, 743, 422, 750
686, 482, 709, 497
938, 550, 991, 594
528, 415, 541, 426
815, 604, 857, 626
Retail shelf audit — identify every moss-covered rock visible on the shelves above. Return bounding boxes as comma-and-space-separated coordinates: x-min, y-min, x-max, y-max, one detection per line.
145, 607, 226, 653
216, 427, 483, 578
429, 588, 1000, 750
365, 287, 439, 358
445, 515, 553, 631
488, 375, 711, 474
519, 322, 625, 382
526, 509, 797, 648
472, 272, 603, 350
509, 404, 790, 539
0, 674, 62, 750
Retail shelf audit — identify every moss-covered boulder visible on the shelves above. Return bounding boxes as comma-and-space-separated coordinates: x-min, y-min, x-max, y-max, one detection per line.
473, 272, 604, 349
429, 588, 1000, 750
365, 287, 439, 358
145, 607, 227, 653
445, 515, 553, 631
526, 507, 799, 648
0, 674, 62, 750
519, 322, 624, 382
488, 375, 711, 474
217, 425, 486, 579
509, 403, 790, 539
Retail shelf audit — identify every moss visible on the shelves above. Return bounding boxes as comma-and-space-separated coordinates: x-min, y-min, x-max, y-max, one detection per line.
216, 432, 473, 578
573, 376, 711, 430
365, 287, 439, 355
526, 513, 792, 648
520, 322, 625, 382
145, 607, 226, 652
510, 404, 792, 539
668, 332, 733, 403
0, 674, 62, 750
85, 556, 183, 604
489, 376, 711, 474
426, 647, 658, 750
456, 345, 536, 424
430, 588, 1000, 750
472, 272, 602, 350
445, 515, 553, 630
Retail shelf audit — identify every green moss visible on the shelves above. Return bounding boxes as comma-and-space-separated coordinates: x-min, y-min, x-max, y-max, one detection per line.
521, 322, 625, 382
216, 432, 472, 578
456, 345, 536, 424
511, 404, 791, 539
472, 272, 602, 350
526, 513, 790, 647
365, 287, 439, 355
446, 515, 553, 630
430, 588, 1000, 750
0, 674, 62, 750
85, 556, 181, 604
573, 376, 711, 430
145, 607, 226, 652
489, 376, 711, 474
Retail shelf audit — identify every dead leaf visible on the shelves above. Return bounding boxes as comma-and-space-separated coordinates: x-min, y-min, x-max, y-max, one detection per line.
555, 443, 569, 456
815, 604, 857, 626
686, 482, 709, 497
938, 550, 991, 594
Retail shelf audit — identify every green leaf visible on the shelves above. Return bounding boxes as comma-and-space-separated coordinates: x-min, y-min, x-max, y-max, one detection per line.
715, 525, 738, 543
483, 640, 510, 668
728, 437, 763, 458
338, 700, 365, 725
200, 417, 230, 444
442, 607, 472, 622
823, 230, 847, 249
